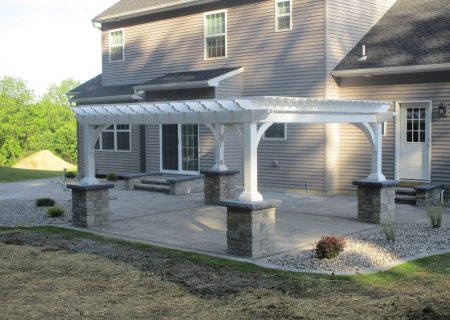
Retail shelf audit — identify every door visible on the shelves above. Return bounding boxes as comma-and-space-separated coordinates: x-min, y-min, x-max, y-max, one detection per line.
161, 124, 199, 173
398, 102, 431, 180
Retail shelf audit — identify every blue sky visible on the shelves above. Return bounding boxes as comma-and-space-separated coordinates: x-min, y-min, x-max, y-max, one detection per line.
0, 0, 119, 96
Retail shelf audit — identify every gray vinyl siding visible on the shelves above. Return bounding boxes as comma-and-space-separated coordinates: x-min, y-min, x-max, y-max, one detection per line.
199, 124, 214, 171
340, 79, 450, 188
77, 123, 141, 176
146, 125, 160, 173
102, 0, 325, 98
258, 123, 326, 191
216, 73, 244, 98
325, 0, 396, 98
224, 126, 244, 185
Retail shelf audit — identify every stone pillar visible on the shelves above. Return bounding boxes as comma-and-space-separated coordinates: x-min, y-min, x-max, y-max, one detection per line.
223, 200, 280, 258
201, 170, 239, 205
353, 180, 399, 224
67, 183, 114, 227
415, 183, 445, 208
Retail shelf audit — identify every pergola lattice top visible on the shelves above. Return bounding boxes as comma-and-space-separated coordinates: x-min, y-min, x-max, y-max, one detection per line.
73, 96, 392, 125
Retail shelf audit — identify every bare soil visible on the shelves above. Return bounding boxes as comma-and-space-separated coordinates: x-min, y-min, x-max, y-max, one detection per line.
13, 150, 76, 171
0, 230, 449, 320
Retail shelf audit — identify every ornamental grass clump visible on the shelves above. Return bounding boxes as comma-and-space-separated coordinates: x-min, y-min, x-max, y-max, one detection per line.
426, 205, 443, 229
381, 215, 396, 242
35, 198, 55, 207
66, 171, 77, 179
315, 236, 346, 260
47, 207, 65, 218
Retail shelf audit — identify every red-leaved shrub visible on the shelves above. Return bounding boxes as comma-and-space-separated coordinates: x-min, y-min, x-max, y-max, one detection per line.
315, 236, 346, 259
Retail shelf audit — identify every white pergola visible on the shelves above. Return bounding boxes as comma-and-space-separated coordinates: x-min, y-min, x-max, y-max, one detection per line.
73, 96, 393, 202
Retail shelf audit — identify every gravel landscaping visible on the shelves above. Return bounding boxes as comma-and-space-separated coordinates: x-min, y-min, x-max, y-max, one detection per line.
267, 223, 450, 273
0, 199, 72, 226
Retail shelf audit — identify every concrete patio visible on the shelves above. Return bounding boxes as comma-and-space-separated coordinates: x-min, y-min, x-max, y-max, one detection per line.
1, 177, 444, 258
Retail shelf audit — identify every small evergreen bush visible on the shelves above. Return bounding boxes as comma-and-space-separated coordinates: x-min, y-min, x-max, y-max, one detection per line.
315, 236, 346, 259
36, 198, 55, 207
381, 215, 396, 242
66, 171, 77, 179
47, 207, 65, 218
426, 205, 443, 229
106, 173, 118, 181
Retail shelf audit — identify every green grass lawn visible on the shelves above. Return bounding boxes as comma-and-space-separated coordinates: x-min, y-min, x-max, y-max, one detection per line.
0, 167, 63, 182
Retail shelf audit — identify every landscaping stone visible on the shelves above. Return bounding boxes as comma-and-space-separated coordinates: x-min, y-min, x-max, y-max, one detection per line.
202, 170, 239, 205
353, 180, 399, 224
67, 183, 114, 227
223, 200, 280, 258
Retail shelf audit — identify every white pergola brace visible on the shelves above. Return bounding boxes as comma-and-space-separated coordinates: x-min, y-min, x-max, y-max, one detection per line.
73, 96, 393, 201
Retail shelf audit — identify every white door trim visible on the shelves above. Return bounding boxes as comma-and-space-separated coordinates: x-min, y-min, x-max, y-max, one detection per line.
395, 100, 432, 181
159, 124, 200, 175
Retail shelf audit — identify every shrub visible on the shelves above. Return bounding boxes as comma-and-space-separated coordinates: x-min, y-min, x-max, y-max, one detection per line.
47, 207, 65, 218
66, 171, 77, 179
315, 236, 346, 260
36, 198, 55, 207
381, 215, 396, 242
426, 205, 443, 229
106, 173, 118, 182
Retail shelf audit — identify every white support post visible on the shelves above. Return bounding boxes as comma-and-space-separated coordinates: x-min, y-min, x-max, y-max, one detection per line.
81, 124, 100, 185
238, 123, 263, 202
212, 123, 228, 172
367, 122, 386, 182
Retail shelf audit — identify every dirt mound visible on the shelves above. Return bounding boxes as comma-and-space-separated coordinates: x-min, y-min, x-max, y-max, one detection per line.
13, 150, 76, 171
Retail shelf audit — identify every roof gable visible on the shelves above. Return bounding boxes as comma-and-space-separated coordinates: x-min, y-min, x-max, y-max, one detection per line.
335, 0, 450, 72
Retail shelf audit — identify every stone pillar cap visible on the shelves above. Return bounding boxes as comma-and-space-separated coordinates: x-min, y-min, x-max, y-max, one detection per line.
353, 179, 400, 187
221, 199, 281, 210
201, 170, 240, 176
67, 183, 115, 191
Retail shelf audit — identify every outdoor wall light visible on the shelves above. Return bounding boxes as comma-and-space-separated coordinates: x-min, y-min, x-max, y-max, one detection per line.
438, 102, 447, 118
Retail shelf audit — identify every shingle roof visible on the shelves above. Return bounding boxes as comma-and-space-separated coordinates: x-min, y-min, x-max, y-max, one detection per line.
69, 74, 136, 100
142, 67, 241, 85
94, 0, 215, 22
335, 0, 450, 72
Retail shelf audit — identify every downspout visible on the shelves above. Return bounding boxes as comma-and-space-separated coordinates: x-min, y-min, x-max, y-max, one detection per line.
323, 0, 329, 193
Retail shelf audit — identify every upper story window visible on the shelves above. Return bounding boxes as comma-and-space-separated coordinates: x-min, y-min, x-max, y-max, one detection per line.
109, 29, 124, 62
204, 10, 227, 59
95, 124, 131, 151
264, 123, 287, 140
275, 0, 292, 32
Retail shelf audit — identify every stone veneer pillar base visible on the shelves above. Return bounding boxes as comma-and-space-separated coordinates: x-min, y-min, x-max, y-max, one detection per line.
223, 200, 280, 258
415, 183, 445, 208
201, 170, 239, 205
353, 180, 399, 224
67, 183, 114, 227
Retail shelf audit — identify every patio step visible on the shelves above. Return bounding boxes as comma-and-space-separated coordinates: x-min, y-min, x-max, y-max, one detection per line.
140, 177, 170, 186
134, 183, 170, 193
395, 187, 416, 205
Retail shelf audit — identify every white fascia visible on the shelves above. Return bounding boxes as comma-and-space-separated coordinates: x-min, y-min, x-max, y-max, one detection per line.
332, 63, 450, 78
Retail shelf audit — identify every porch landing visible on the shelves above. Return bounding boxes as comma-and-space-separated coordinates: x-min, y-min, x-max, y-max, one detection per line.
87, 181, 437, 257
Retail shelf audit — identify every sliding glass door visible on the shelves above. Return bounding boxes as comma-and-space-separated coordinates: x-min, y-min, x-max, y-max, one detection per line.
161, 124, 199, 173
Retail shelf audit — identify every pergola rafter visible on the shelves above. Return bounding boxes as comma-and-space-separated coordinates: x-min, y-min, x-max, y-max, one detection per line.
73, 96, 393, 203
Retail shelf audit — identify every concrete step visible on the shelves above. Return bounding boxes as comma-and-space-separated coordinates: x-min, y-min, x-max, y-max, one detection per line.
140, 177, 170, 186
395, 187, 416, 196
134, 183, 170, 193
395, 194, 416, 205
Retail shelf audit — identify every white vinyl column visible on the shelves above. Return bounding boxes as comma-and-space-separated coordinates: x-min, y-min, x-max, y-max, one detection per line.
238, 122, 263, 202
367, 122, 386, 182
211, 123, 228, 172
81, 124, 100, 185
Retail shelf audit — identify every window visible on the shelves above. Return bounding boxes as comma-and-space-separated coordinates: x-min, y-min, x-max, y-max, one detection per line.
95, 124, 131, 151
276, 0, 292, 32
109, 29, 124, 62
406, 107, 426, 143
204, 10, 227, 59
264, 123, 287, 140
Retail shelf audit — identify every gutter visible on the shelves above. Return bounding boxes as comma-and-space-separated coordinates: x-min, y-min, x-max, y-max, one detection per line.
70, 94, 137, 104
93, 0, 221, 24
332, 63, 450, 78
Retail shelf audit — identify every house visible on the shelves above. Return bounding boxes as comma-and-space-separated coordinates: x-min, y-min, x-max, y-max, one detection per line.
69, 0, 450, 197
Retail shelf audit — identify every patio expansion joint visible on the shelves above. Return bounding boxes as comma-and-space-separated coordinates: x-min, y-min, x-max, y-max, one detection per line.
110, 205, 210, 222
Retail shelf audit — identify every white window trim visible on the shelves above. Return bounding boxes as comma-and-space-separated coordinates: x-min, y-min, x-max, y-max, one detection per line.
204, 9, 228, 60
275, 0, 293, 32
263, 123, 288, 140
95, 124, 131, 152
109, 28, 125, 63
159, 124, 200, 175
